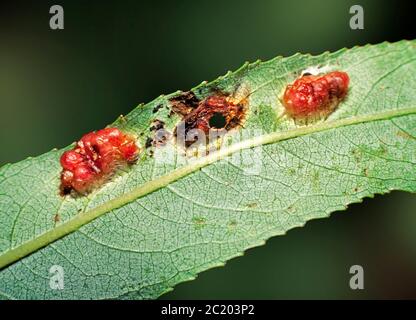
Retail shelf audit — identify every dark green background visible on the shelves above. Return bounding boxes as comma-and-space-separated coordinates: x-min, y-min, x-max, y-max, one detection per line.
1, 0, 415, 299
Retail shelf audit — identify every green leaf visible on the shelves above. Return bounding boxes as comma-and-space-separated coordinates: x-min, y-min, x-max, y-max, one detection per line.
1, 40, 416, 299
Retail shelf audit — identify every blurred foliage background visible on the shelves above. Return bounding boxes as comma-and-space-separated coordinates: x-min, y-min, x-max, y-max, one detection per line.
0, 0, 415, 298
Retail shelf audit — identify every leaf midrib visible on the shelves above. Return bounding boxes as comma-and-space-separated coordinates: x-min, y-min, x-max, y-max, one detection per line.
1, 107, 415, 270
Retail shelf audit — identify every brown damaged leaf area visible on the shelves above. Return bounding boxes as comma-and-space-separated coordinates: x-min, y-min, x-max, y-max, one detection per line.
169, 91, 200, 117
144, 119, 172, 156
170, 87, 249, 147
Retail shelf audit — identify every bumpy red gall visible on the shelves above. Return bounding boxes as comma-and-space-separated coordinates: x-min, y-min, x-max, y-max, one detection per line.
60, 128, 139, 195
281, 71, 350, 121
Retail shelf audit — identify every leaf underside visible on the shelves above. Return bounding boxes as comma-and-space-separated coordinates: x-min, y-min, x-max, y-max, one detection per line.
0, 40, 416, 299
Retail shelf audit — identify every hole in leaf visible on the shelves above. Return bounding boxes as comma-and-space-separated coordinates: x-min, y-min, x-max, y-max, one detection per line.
209, 112, 227, 129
